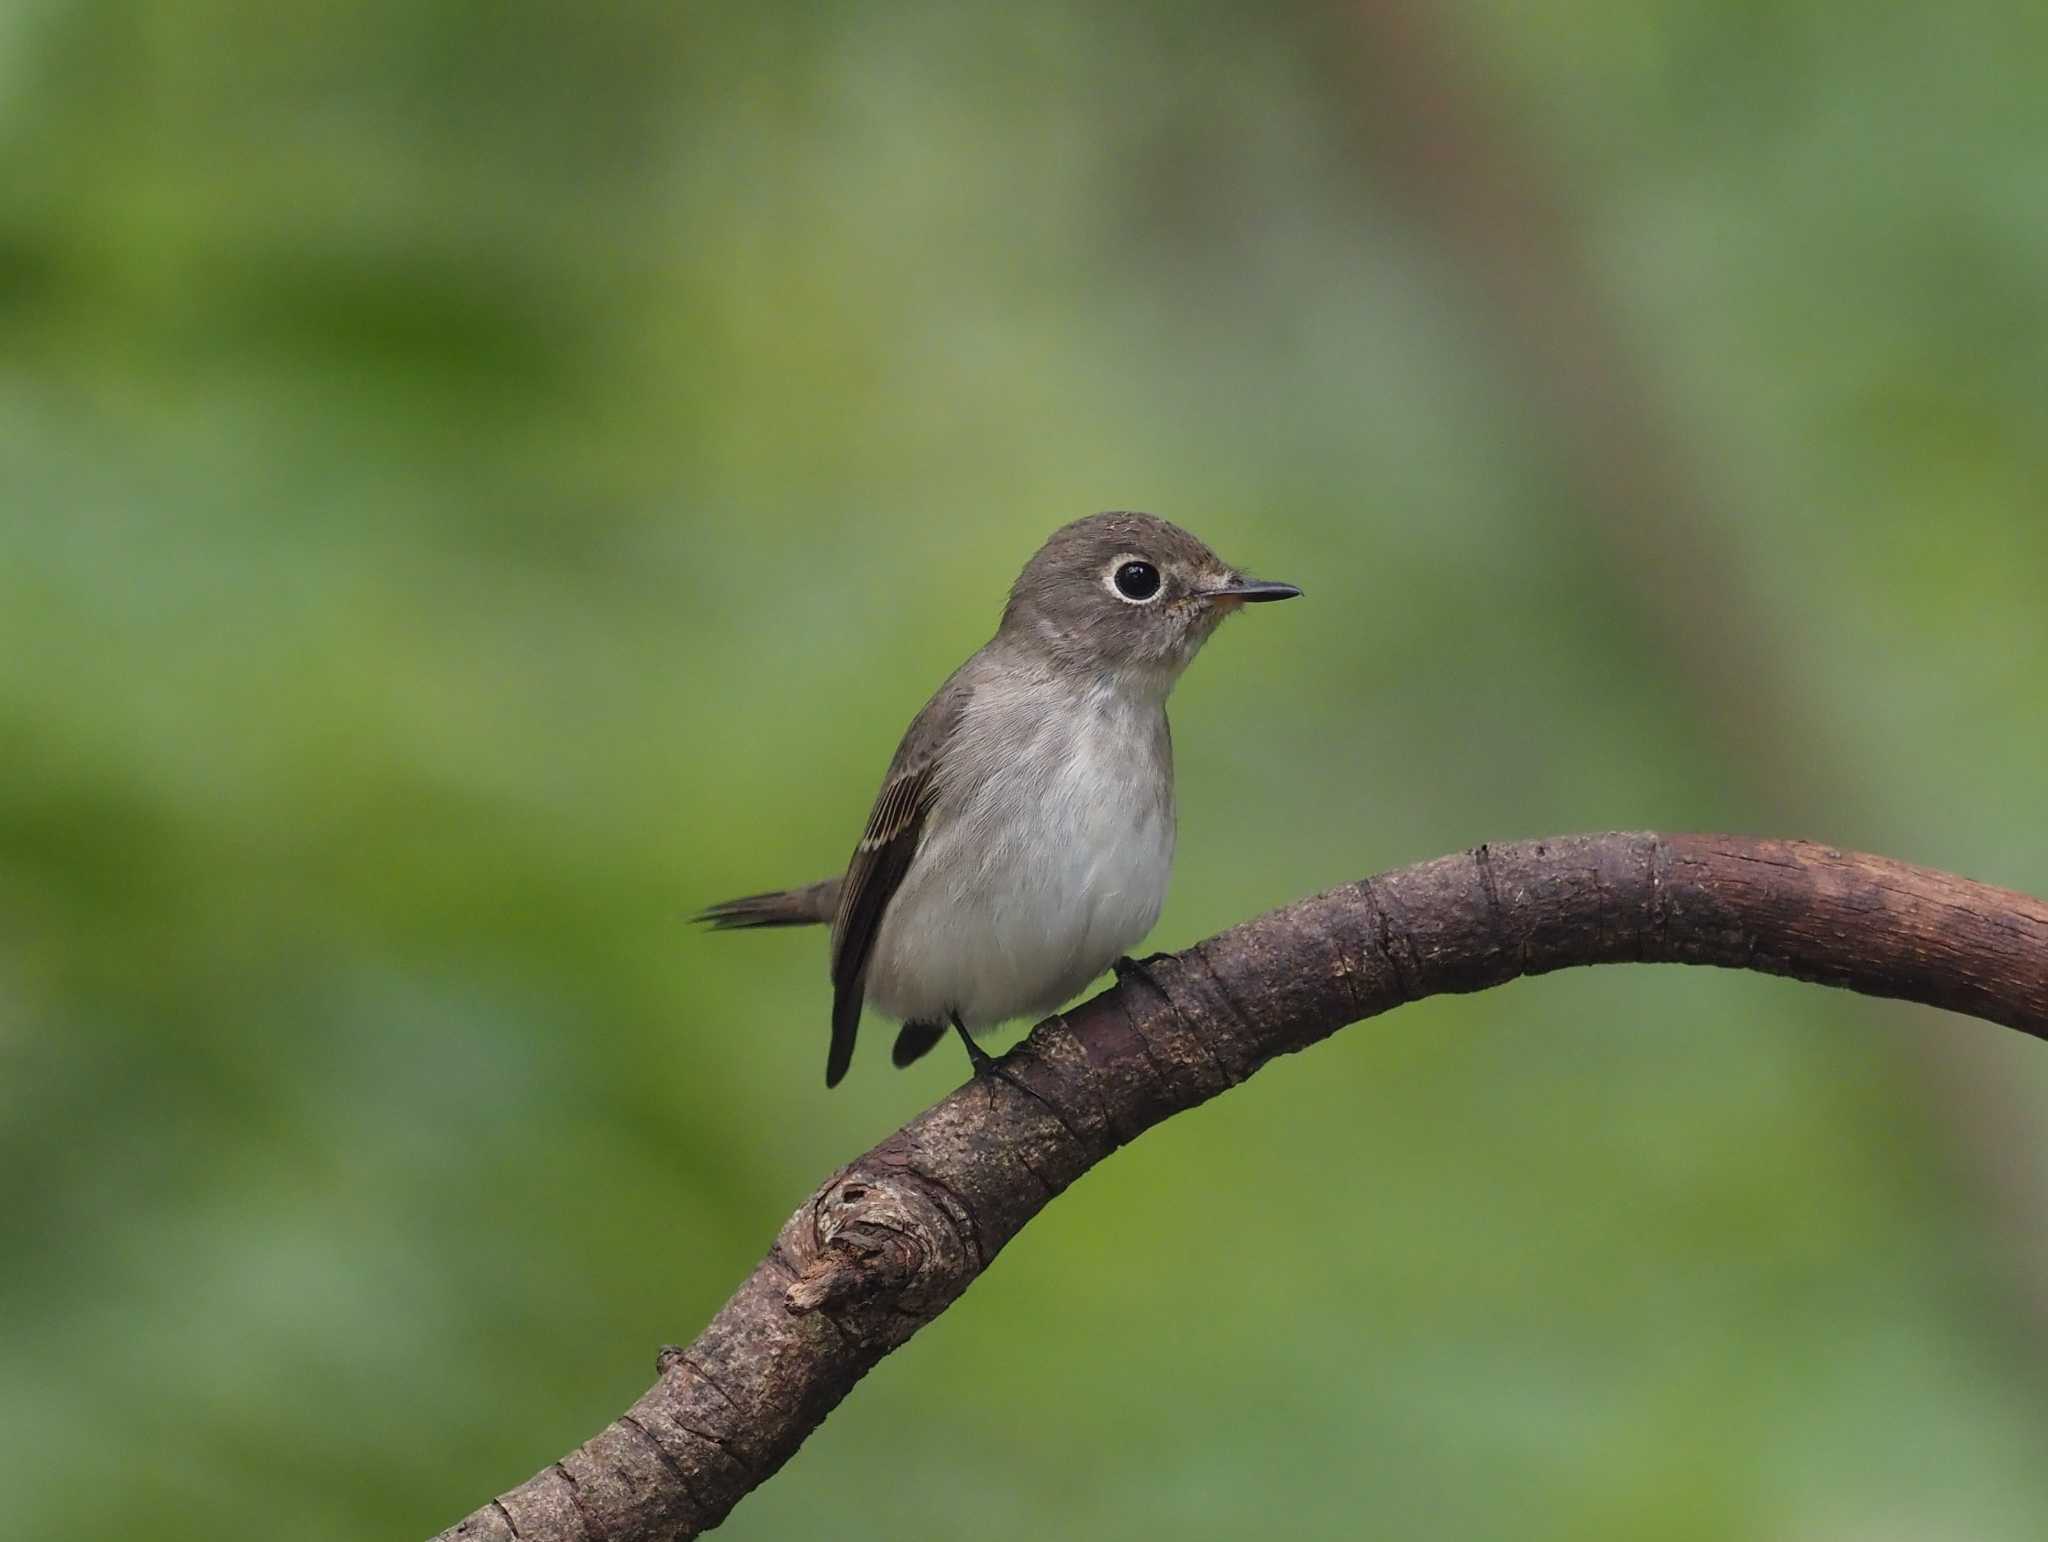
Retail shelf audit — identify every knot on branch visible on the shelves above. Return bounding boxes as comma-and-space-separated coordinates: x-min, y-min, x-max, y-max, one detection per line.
785, 1220, 923, 1313
783, 1171, 978, 1317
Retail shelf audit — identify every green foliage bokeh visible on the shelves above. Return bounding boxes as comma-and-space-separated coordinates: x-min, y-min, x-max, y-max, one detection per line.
3, 3, 2045, 1538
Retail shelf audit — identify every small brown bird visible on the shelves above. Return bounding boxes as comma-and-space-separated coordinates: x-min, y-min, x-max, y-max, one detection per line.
699, 512, 1300, 1086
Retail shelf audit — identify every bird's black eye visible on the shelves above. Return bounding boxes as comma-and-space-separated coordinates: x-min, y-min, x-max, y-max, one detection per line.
1113, 560, 1162, 601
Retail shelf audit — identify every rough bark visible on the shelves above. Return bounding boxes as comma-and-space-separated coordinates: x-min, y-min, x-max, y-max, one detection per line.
431, 833, 2048, 1541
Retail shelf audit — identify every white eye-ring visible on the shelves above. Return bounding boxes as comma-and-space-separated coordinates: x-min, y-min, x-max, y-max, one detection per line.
1105, 554, 1163, 604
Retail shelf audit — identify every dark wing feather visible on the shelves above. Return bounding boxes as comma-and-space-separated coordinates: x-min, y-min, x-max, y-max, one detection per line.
825, 674, 973, 1086
891, 1020, 947, 1068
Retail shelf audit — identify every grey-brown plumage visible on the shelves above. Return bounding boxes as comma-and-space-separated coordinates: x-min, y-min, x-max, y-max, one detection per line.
699, 511, 1300, 1086
696, 877, 842, 930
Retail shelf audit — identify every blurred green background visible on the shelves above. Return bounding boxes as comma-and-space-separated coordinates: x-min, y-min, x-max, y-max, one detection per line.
5, 2, 2046, 1538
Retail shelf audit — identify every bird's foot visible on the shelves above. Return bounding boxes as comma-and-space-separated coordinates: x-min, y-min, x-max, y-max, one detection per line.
958, 1029, 997, 1075
951, 1014, 1032, 1104
1112, 952, 1173, 996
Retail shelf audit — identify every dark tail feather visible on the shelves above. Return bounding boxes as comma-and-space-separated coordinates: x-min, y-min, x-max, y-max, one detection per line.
827, 986, 862, 1088
892, 1020, 946, 1068
694, 877, 841, 930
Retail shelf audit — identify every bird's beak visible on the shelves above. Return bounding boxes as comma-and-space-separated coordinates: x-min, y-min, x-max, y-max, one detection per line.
1198, 576, 1303, 606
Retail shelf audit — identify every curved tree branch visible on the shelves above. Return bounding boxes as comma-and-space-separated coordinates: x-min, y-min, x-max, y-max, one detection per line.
432, 833, 2048, 1541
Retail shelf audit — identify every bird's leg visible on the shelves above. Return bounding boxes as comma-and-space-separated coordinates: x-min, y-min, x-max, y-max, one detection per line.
950, 1013, 997, 1074
950, 1011, 1034, 1104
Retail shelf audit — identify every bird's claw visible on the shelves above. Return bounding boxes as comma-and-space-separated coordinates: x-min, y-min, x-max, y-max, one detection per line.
951, 1014, 1033, 1104
1112, 952, 1171, 996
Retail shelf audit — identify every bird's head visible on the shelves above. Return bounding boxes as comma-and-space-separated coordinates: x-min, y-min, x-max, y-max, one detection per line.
1000, 511, 1300, 687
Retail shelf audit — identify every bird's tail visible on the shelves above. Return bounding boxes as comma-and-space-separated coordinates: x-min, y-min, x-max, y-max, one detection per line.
694, 876, 842, 930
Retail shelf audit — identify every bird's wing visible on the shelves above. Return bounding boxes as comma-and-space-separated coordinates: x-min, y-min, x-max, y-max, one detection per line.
890, 1019, 948, 1068
826, 673, 974, 1086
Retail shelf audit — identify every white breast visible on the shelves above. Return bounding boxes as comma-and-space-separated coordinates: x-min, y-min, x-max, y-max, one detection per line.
863, 677, 1175, 1030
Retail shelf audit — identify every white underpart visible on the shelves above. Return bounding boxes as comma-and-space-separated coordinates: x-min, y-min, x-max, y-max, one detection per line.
864, 671, 1176, 1031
